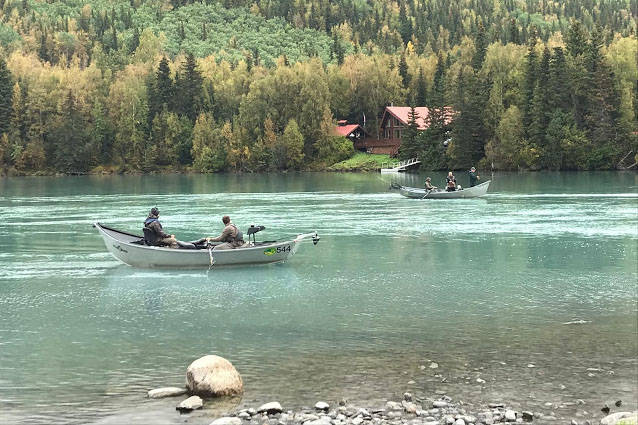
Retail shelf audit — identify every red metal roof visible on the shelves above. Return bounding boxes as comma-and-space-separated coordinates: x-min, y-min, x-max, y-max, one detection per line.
383, 106, 454, 130
334, 124, 363, 137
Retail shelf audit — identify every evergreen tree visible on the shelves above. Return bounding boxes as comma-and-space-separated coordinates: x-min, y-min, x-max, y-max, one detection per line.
547, 47, 570, 112
399, 106, 420, 160
522, 28, 538, 134
414, 67, 427, 106
419, 106, 449, 170
398, 1, 412, 44
0, 58, 12, 137
332, 33, 344, 65
398, 54, 410, 88
148, 56, 174, 127
176, 53, 203, 121
528, 47, 551, 150
472, 22, 487, 71
566, 20, 588, 57
432, 52, 445, 107
53, 91, 89, 172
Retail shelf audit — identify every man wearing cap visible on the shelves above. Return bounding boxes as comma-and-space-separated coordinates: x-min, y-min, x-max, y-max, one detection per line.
206, 216, 245, 250
469, 167, 480, 187
143, 207, 178, 248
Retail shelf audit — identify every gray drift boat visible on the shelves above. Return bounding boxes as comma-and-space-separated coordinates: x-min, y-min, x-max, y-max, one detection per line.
399, 180, 491, 199
94, 222, 320, 268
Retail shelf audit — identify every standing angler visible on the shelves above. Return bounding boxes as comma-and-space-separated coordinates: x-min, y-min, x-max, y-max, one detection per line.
469, 167, 480, 187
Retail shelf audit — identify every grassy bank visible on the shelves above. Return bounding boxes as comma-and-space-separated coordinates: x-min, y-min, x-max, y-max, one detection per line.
328, 153, 396, 172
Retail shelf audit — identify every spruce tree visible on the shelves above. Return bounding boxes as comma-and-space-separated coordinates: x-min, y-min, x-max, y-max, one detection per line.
548, 47, 570, 112
415, 67, 427, 106
398, 54, 410, 88
0, 58, 12, 136
472, 22, 487, 71
432, 52, 445, 107
176, 53, 203, 121
529, 47, 551, 150
398, 1, 412, 44
522, 28, 538, 135
399, 106, 421, 160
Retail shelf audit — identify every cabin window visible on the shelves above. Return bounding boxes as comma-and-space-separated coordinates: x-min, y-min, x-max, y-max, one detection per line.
394, 129, 401, 139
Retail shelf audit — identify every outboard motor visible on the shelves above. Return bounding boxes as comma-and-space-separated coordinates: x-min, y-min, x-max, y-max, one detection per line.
246, 225, 266, 245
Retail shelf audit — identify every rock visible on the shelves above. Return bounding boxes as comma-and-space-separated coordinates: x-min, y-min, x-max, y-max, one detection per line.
571, 420, 578, 425
352, 417, 364, 425
247, 408, 257, 416
600, 412, 638, 425
476, 378, 486, 384
176, 395, 203, 412
316, 402, 330, 411
402, 401, 418, 414
453, 419, 465, 425
615, 400, 622, 407
147, 387, 187, 399
185, 355, 243, 397
527, 364, 535, 368
420, 365, 427, 370
238, 412, 252, 420
504, 410, 517, 422
408, 380, 416, 385
430, 362, 439, 369
387, 402, 403, 411
577, 399, 586, 405
433, 401, 448, 408
297, 413, 319, 422
211, 418, 243, 425
358, 408, 371, 417
488, 403, 504, 409
257, 402, 284, 415
521, 411, 533, 422
457, 415, 476, 423
404, 393, 413, 402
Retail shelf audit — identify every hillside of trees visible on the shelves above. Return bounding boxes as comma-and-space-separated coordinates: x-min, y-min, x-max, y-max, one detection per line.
0, 0, 636, 174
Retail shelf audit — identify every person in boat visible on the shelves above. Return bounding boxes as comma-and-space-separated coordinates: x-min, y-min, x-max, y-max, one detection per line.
206, 216, 245, 250
424, 177, 437, 191
143, 207, 178, 248
446, 171, 457, 191
469, 166, 480, 187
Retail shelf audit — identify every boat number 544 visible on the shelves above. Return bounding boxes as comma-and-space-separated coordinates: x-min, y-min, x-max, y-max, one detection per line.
264, 245, 291, 256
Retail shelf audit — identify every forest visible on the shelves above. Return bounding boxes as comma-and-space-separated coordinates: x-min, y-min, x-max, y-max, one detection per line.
0, 0, 636, 174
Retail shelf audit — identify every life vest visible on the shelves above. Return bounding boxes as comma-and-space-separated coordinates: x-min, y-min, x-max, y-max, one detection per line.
144, 217, 160, 227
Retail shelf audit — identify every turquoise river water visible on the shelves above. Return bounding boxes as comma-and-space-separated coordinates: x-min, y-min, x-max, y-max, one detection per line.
0, 172, 636, 424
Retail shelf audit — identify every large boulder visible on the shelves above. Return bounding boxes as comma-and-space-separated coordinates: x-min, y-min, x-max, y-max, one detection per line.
601, 412, 638, 425
185, 355, 243, 397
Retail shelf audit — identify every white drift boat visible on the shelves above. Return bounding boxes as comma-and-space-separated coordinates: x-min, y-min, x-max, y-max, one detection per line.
399, 180, 491, 199
94, 222, 320, 268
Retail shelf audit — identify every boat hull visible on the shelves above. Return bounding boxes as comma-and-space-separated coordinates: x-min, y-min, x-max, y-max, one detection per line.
399, 180, 491, 199
94, 223, 315, 268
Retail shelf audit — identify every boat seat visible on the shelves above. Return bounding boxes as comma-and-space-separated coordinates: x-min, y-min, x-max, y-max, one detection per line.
143, 227, 160, 246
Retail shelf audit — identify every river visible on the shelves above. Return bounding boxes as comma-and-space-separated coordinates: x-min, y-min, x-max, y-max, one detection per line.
0, 171, 636, 424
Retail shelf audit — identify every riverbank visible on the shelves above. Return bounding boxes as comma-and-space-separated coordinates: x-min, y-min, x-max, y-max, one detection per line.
150, 391, 638, 425
0, 153, 398, 177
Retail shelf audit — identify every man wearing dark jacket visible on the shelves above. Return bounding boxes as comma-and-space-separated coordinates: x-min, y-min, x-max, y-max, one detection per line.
469, 167, 480, 187
144, 208, 178, 248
